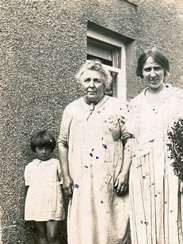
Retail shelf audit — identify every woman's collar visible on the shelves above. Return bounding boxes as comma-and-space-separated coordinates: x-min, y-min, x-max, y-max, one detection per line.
82, 95, 110, 109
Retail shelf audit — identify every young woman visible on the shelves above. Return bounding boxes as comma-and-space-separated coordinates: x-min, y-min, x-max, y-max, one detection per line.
124, 48, 183, 244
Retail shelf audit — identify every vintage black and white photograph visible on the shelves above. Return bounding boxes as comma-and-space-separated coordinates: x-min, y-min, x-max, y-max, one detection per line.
1, 0, 183, 243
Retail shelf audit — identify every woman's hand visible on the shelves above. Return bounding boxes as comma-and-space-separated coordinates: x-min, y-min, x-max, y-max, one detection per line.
114, 173, 129, 196
63, 176, 74, 197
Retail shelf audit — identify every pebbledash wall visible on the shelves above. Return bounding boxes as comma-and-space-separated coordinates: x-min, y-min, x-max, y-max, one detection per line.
1, 0, 183, 243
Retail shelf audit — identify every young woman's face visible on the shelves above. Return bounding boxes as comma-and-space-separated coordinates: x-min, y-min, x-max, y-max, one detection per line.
35, 147, 52, 161
142, 56, 165, 93
80, 70, 105, 103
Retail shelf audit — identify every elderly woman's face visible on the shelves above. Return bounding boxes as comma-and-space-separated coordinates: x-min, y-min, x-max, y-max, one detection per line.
142, 56, 165, 92
80, 70, 105, 103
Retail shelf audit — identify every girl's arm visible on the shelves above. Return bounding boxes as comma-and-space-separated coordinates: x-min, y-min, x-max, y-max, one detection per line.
58, 142, 73, 196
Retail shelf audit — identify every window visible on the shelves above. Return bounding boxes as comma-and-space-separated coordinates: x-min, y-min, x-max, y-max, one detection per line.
87, 23, 127, 102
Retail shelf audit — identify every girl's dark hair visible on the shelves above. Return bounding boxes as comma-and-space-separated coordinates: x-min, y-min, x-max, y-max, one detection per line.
30, 130, 56, 152
136, 48, 170, 78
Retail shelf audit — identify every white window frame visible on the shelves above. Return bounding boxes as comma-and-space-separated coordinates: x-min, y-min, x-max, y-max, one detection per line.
87, 29, 127, 103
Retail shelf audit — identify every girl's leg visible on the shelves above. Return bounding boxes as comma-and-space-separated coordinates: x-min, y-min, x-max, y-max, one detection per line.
35, 221, 49, 244
46, 220, 60, 244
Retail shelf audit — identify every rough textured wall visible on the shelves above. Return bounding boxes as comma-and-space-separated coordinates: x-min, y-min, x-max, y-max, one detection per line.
129, 0, 183, 97
1, 1, 137, 243
1, 0, 183, 243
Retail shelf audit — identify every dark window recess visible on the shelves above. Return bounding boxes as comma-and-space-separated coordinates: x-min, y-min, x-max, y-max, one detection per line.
87, 54, 112, 66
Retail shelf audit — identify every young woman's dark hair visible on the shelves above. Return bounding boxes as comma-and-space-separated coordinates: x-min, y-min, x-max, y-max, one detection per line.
30, 130, 56, 152
136, 48, 170, 78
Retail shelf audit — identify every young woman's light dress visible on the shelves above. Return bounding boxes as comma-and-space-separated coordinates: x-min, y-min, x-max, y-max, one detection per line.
24, 158, 65, 221
58, 95, 130, 244
128, 85, 183, 244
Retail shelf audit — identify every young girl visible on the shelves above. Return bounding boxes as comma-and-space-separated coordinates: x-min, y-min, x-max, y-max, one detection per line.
24, 130, 65, 244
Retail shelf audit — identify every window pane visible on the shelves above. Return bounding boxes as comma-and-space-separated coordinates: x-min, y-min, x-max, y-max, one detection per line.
87, 43, 112, 61
87, 37, 121, 67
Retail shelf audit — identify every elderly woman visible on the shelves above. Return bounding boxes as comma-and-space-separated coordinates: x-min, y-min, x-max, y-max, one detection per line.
124, 48, 183, 243
58, 60, 132, 244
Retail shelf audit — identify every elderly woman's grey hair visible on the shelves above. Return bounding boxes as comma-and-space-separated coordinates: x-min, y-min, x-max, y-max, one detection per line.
75, 60, 112, 91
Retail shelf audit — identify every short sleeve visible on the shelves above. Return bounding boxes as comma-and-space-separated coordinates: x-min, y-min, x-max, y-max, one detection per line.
24, 163, 32, 186
125, 96, 140, 137
57, 105, 73, 145
117, 101, 133, 141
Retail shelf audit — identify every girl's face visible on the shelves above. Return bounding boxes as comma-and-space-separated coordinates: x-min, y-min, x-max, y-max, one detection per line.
142, 56, 165, 93
35, 147, 52, 161
80, 70, 105, 103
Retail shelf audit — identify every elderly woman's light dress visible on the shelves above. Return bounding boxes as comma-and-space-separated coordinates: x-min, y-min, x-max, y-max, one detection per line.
127, 48, 183, 244
58, 60, 131, 244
